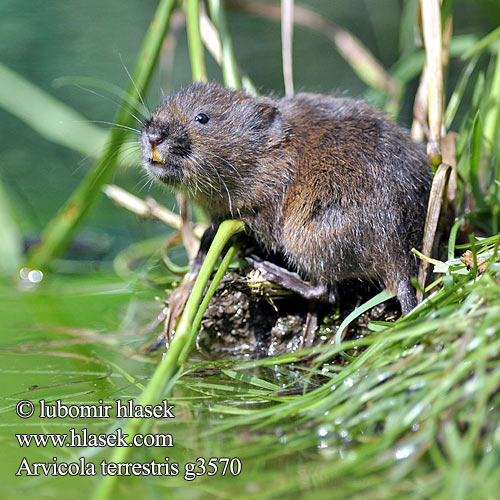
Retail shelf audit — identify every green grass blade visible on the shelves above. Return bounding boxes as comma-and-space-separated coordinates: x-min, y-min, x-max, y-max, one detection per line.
445, 54, 480, 130
399, 0, 418, 56
483, 41, 500, 150
91, 219, 244, 500
448, 217, 464, 261
221, 369, 282, 391
333, 289, 395, 361
463, 25, 500, 59
470, 112, 487, 211
176, 220, 245, 363
186, 0, 208, 82
391, 35, 478, 85
208, 0, 241, 89
0, 62, 107, 157
178, 240, 240, 363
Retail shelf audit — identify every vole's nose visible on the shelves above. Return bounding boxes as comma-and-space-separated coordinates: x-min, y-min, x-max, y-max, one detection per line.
148, 134, 164, 148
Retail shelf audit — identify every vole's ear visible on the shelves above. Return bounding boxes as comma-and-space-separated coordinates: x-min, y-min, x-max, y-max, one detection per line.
252, 98, 286, 145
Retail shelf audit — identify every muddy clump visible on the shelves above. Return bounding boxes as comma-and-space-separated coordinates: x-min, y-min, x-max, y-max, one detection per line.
197, 271, 308, 358
197, 269, 400, 359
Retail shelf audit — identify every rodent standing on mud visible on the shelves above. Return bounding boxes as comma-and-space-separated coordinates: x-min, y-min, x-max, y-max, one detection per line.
141, 83, 431, 315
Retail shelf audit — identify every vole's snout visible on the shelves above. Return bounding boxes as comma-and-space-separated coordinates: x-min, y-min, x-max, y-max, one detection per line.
148, 133, 164, 149
143, 129, 167, 165
143, 119, 192, 163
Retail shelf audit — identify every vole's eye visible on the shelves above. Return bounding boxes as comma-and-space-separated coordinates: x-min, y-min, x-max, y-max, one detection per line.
194, 113, 209, 124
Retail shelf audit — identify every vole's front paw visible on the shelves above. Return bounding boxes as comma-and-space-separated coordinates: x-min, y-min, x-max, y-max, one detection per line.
247, 255, 334, 303
247, 255, 301, 284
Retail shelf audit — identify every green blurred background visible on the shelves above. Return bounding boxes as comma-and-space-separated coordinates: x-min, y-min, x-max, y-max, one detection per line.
0, 0, 498, 261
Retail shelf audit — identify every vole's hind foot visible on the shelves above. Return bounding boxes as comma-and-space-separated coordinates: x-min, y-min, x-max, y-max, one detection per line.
248, 255, 336, 303
396, 278, 418, 316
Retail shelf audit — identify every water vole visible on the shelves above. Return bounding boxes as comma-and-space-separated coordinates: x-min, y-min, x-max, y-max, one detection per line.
141, 82, 431, 315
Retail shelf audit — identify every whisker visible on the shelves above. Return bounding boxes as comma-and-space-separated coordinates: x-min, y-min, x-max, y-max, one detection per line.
188, 155, 216, 197
117, 141, 142, 150
89, 120, 141, 134
191, 154, 234, 217
117, 149, 142, 166
74, 84, 145, 127
119, 53, 151, 116
135, 172, 157, 193
204, 151, 243, 180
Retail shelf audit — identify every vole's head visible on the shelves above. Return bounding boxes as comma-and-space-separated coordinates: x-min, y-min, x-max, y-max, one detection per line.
141, 83, 286, 207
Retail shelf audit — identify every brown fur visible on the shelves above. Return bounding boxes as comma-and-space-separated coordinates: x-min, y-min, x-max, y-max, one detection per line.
141, 83, 431, 314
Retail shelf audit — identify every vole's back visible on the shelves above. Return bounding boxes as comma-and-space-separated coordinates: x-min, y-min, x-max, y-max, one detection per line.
274, 94, 431, 300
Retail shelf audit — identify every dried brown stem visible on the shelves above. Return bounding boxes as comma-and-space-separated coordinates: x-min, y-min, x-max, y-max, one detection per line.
417, 163, 452, 300
281, 0, 295, 96
200, 3, 223, 64
411, 62, 429, 142
420, 0, 443, 166
102, 184, 206, 238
